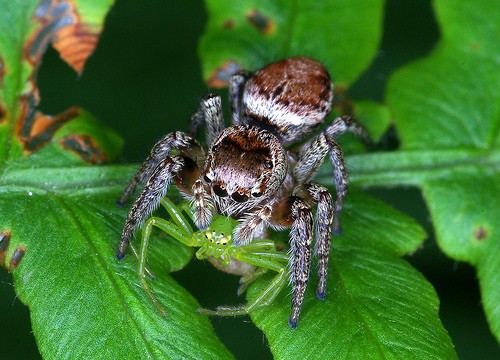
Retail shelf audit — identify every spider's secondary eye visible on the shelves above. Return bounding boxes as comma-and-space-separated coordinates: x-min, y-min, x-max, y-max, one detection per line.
213, 184, 228, 197
265, 161, 273, 169
251, 191, 263, 198
232, 191, 249, 203
203, 174, 212, 183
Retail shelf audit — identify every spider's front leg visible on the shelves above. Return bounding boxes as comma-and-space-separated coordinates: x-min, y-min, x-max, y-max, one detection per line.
117, 132, 201, 206
117, 130, 204, 258
189, 95, 228, 230
117, 155, 186, 258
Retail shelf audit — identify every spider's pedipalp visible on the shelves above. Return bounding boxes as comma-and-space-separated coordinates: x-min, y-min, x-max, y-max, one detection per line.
233, 205, 273, 246
192, 178, 214, 230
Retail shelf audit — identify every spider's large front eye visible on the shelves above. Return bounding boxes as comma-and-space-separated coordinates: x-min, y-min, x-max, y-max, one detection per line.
231, 191, 249, 203
213, 184, 228, 197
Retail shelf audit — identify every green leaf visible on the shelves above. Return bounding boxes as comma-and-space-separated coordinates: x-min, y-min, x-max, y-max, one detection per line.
386, 0, 500, 343
0, 0, 115, 162
324, 0, 500, 343
248, 192, 457, 359
200, 0, 384, 88
0, 161, 232, 359
0, 1, 232, 358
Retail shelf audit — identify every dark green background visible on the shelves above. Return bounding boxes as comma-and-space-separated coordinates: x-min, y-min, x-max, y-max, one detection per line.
0, 0, 498, 358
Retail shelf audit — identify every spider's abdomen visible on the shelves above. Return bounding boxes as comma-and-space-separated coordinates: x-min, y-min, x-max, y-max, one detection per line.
242, 57, 333, 145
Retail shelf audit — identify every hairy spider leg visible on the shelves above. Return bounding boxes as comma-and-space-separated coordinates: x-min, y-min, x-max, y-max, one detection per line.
232, 193, 317, 328
189, 95, 230, 230
287, 198, 314, 329
197, 94, 225, 144
293, 130, 345, 234
228, 70, 250, 125
117, 156, 186, 258
117, 132, 201, 206
189, 94, 226, 145
290, 115, 371, 308
294, 115, 371, 234
117, 95, 227, 258
324, 115, 373, 147
294, 182, 334, 301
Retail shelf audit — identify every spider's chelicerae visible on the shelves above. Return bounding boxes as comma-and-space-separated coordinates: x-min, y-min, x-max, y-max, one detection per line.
117, 57, 370, 328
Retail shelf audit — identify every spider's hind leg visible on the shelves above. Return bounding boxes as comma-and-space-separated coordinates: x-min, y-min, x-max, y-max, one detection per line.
294, 115, 370, 234
293, 131, 346, 234
189, 94, 226, 145
228, 70, 250, 125
325, 115, 373, 146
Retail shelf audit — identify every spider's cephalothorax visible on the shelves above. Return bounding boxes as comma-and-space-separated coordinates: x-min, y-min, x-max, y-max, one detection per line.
117, 57, 370, 328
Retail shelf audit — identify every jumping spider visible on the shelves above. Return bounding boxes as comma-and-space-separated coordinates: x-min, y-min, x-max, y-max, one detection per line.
117, 57, 370, 328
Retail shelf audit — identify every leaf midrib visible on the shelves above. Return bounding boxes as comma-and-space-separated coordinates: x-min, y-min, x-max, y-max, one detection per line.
326, 147, 500, 187
0, 164, 134, 190
2, 146, 499, 194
